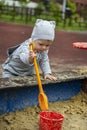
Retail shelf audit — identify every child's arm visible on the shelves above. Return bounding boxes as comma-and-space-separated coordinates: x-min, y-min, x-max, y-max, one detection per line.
29, 50, 37, 64
39, 51, 51, 74
19, 44, 36, 65
39, 51, 57, 81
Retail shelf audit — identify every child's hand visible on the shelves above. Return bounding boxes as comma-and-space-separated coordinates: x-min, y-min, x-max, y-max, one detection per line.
44, 74, 57, 81
29, 50, 37, 63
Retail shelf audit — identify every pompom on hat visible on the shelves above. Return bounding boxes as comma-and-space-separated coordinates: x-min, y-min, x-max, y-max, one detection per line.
31, 19, 56, 41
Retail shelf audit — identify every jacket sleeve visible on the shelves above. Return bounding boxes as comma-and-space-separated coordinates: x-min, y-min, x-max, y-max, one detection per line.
39, 51, 52, 75
19, 43, 34, 66
20, 52, 33, 66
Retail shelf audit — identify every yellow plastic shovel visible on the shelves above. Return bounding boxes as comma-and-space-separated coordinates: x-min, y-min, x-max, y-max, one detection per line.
29, 42, 48, 111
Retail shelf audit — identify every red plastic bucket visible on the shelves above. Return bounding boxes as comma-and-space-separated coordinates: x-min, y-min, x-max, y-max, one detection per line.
39, 111, 64, 130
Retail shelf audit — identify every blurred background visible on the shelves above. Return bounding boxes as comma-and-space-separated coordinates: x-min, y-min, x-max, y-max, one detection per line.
0, 0, 87, 31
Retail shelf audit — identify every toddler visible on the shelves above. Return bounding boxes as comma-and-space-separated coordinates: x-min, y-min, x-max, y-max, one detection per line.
2, 19, 57, 81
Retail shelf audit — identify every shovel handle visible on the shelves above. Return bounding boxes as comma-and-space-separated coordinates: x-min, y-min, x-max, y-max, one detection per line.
29, 42, 43, 93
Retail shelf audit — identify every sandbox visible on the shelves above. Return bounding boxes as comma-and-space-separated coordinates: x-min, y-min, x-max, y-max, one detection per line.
0, 70, 87, 114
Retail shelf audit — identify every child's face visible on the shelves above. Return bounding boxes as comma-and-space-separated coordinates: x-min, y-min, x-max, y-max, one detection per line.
34, 40, 52, 52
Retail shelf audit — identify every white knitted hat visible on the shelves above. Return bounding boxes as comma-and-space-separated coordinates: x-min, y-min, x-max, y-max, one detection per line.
31, 19, 56, 41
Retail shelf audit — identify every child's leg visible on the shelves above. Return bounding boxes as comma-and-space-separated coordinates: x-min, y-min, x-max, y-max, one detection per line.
2, 70, 14, 78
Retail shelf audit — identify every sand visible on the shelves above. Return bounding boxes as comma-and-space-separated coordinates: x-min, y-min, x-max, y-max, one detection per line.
0, 91, 87, 130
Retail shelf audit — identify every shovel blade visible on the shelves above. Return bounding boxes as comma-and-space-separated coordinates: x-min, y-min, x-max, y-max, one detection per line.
38, 93, 48, 111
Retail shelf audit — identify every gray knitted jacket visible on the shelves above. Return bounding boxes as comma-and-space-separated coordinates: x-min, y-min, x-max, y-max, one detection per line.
2, 38, 51, 78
